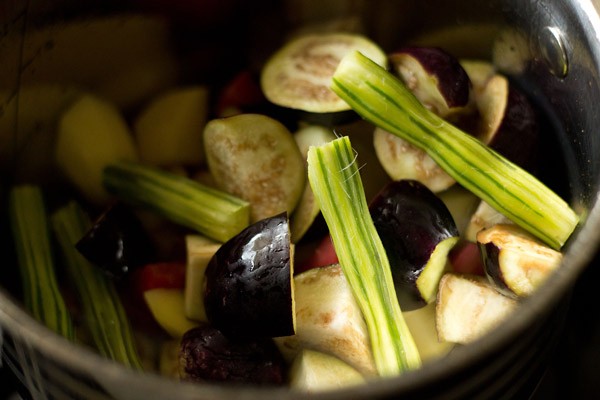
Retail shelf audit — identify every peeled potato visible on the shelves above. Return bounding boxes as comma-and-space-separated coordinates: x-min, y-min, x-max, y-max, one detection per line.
204, 114, 305, 222
134, 86, 209, 166
55, 94, 138, 205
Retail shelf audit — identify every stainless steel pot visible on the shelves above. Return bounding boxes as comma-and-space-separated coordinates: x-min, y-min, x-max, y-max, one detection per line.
1, 0, 600, 399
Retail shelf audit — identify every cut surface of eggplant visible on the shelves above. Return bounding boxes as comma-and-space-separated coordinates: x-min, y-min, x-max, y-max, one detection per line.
203, 212, 295, 339
465, 200, 513, 242
203, 113, 305, 223
370, 180, 459, 310
477, 224, 563, 297
373, 127, 456, 193
260, 33, 387, 113
389, 46, 472, 118
274, 264, 376, 377
436, 273, 517, 344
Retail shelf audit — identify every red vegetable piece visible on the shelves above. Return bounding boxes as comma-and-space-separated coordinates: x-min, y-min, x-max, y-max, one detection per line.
297, 234, 338, 274
134, 261, 187, 293
216, 70, 266, 117
449, 241, 484, 276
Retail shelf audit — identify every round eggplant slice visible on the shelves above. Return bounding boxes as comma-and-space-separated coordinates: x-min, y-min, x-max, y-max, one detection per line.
373, 127, 456, 193
179, 326, 286, 386
203, 113, 305, 223
389, 46, 473, 119
369, 180, 459, 310
203, 212, 295, 339
260, 33, 387, 113
477, 224, 563, 298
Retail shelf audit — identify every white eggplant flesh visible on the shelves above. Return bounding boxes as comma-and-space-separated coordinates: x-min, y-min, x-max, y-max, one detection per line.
477, 224, 563, 297
373, 127, 456, 193
274, 264, 377, 377
465, 200, 513, 242
436, 273, 517, 344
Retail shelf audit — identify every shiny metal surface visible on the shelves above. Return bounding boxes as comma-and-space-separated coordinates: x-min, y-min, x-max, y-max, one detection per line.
1, 0, 600, 399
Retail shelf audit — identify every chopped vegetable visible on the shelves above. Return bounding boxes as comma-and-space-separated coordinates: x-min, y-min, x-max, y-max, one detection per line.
179, 326, 286, 385
51, 201, 143, 368
260, 33, 387, 113
331, 50, 579, 249
203, 212, 295, 339
275, 264, 376, 377
55, 94, 138, 205
289, 349, 365, 392
307, 136, 421, 376
389, 46, 473, 118
436, 273, 517, 344
134, 86, 209, 166
290, 125, 336, 242
465, 200, 513, 242
477, 224, 563, 297
370, 180, 459, 310
103, 160, 250, 243
143, 288, 199, 338
76, 202, 155, 279
402, 303, 454, 362
373, 127, 456, 192
183, 235, 220, 322
203, 113, 305, 223
9, 186, 75, 339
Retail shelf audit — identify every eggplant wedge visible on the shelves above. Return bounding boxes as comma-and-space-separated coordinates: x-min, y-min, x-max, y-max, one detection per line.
477, 224, 563, 297
179, 326, 286, 386
389, 46, 473, 119
274, 264, 376, 377
436, 273, 517, 344
260, 32, 387, 114
203, 212, 295, 339
370, 180, 460, 310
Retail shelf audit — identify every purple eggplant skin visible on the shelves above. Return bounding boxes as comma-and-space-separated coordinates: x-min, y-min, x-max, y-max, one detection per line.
479, 242, 515, 298
369, 180, 459, 311
76, 202, 155, 279
390, 46, 472, 115
179, 326, 286, 386
204, 212, 294, 339
487, 85, 539, 172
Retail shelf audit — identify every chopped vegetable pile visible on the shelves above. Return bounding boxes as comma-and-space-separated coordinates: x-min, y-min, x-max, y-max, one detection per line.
5, 27, 578, 393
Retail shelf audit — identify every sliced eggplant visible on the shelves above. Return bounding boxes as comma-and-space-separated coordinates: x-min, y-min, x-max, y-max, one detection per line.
370, 180, 459, 310
473, 74, 539, 171
203, 113, 305, 223
389, 47, 473, 119
260, 33, 387, 113
465, 200, 513, 242
203, 212, 295, 339
274, 264, 376, 377
289, 349, 365, 392
76, 202, 155, 279
436, 273, 517, 344
477, 224, 563, 297
373, 127, 456, 193
179, 326, 286, 386
290, 125, 336, 243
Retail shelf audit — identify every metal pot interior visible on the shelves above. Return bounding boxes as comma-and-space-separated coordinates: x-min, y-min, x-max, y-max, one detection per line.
1, 0, 600, 399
